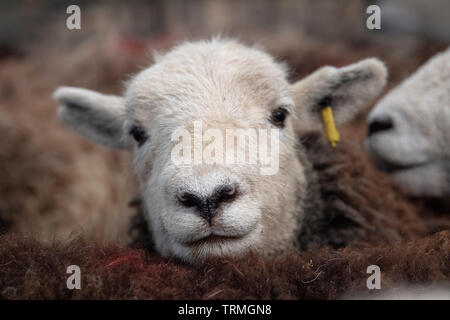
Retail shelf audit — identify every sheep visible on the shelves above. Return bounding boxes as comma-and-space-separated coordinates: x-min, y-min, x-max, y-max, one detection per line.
53, 38, 387, 264
365, 46, 450, 198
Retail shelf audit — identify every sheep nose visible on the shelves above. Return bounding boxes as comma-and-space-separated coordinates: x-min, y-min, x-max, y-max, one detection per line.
177, 184, 239, 223
367, 116, 394, 136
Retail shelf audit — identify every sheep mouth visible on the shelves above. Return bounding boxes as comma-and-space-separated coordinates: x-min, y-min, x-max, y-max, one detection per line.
185, 234, 245, 247
376, 159, 430, 174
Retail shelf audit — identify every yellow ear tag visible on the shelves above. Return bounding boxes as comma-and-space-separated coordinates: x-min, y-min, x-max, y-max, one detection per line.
321, 106, 340, 147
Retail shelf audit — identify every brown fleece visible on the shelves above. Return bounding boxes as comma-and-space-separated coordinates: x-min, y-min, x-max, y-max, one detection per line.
0, 231, 448, 300
296, 133, 429, 249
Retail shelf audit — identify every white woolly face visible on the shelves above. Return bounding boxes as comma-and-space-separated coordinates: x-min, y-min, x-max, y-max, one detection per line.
365, 49, 450, 197
124, 41, 300, 263
54, 39, 387, 264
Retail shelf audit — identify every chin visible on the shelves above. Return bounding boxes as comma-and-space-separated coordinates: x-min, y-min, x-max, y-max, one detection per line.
170, 224, 262, 264
391, 163, 449, 197
366, 143, 449, 197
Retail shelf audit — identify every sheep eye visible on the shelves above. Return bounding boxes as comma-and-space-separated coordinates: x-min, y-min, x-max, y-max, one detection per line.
270, 107, 289, 127
129, 125, 148, 147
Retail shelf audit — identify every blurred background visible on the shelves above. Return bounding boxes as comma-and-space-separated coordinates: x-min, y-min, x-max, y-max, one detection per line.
0, 0, 449, 244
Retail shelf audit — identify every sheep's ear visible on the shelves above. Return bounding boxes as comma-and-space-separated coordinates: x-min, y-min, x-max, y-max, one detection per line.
291, 58, 387, 134
53, 86, 132, 150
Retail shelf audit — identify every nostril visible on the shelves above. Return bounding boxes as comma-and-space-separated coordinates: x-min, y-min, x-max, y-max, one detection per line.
177, 192, 202, 208
211, 184, 239, 206
368, 117, 394, 136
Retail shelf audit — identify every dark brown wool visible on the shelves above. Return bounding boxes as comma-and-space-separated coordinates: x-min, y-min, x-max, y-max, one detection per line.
0, 230, 448, 299
297, 133, 430, 249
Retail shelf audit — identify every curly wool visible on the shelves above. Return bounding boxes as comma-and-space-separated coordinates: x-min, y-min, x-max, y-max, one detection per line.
0, 230, 448, 299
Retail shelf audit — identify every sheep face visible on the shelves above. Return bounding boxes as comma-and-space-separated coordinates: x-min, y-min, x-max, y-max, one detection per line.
124, 41, 300, 262
366, 47, 450, 197
54, 39, 386, 263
